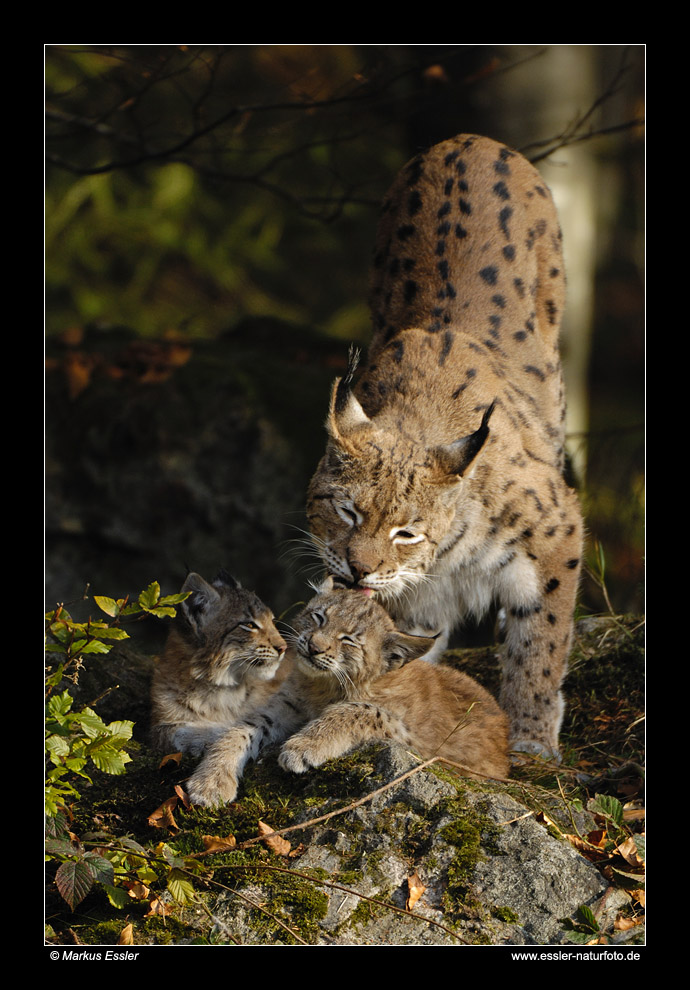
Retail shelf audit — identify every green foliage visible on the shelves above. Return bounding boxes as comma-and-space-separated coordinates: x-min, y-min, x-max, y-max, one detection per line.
45, 581, 188, 817
45, 580, 191, 912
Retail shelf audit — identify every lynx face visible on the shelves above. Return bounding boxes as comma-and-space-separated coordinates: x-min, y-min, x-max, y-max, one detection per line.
290, 584, 435, 696
307, 405, 490, 600
180, 570, 287, 687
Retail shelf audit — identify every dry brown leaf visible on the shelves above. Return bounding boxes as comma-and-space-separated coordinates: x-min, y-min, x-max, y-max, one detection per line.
257, 820, 291, 857
616, 835, 645, 868
117, 923, 134, 945
631, 888, 645, 907
147, 796, 179, 831
614, 916, 637, 931
126, 881, 151, 900
406, 870, 425, 911
159, 752, 182, 768
623, 806, 646, 822
288, 843, 305, 859
201, 833, 237, 854
145, 899, 174, 918
174, 784, 191, 809
563, 833, 609, 861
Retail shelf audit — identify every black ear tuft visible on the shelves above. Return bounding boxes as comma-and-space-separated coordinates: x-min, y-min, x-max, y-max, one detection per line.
334, 345, 362, 415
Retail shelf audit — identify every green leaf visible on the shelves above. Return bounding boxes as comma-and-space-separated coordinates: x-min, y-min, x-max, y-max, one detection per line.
88, 746, 132, 775
80, 639, 112, 655
84, 852, 115, 886
55, 858, 95, 910
167, 869, 197, 905
75, 708, 108, 738
575, 904, 599, 932
159, 592, 191, 606
102, 883, 132, 910
94, 596, 120, 617
147, 606, 176, 618
588, 794, 624, 826
47, 691, 74, 718
139, 581, 161, 610
91, 626, 129, 640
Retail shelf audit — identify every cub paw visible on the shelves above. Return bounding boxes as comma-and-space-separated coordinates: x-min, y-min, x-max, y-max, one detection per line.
185, 765, 239, 807
278, 743, 317, 774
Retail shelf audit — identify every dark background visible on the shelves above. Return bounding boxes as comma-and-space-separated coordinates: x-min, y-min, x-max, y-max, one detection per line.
45, 45, 644, 642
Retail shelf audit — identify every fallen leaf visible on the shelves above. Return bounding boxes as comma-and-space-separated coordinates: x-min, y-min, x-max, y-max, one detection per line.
145, 899, 174, 918
125, 881, 151, 900
174, 784, 191, 809
147, 797, 179, 831
563, 833, 609, 862
201, 833, 237, 854
117, 923, 134, 945
614, 916, 637, 931
257, 820, 291, 857
159, 753, 182, 768
616, 835, 644, 868
406, 870, 425, 911
631, 888, 645, 907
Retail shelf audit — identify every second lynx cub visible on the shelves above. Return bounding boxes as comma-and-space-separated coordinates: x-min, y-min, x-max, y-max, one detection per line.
150, 570, 287, 756
185, 581, 508, 806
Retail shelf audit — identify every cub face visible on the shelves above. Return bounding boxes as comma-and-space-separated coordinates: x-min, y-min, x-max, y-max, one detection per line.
180, 570, 287, 687
291, 583, 435, 696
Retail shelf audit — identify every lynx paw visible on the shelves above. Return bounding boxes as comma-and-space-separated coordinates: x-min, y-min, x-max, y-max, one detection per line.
278, 741, 319, 774
510, 738, 561, 764
185, 765, 239, 807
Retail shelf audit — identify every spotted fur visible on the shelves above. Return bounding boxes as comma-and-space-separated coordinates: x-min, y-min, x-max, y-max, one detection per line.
306, 134, 583, 758
185, 581, 509, 806
150, 570, 287, 757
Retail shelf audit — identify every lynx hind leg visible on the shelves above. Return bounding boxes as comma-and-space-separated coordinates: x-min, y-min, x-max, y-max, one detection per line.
279, 702, 410, 774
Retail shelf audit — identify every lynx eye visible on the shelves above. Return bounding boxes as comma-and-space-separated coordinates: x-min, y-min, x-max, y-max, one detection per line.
339, 634, 361, 649
240, 621, 260, 632
311, 610, 326, 628
334, 501, 361, 527
390, 527, 426, 545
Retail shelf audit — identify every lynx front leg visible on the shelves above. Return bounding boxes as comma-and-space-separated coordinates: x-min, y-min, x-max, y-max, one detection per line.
185, 722, 260, 806
279, 702, 410, 773
498, 526, 582, 759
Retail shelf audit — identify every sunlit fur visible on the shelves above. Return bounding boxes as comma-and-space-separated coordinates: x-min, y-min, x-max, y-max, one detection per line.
306, 134, 584, 759
150, 571, 287, 757
184, 581, 509, 807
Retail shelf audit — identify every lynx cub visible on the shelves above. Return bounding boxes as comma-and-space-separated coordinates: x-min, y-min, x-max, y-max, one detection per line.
185, 581, 509, 807
150, 570, 287, 757
307, 134, 583, 758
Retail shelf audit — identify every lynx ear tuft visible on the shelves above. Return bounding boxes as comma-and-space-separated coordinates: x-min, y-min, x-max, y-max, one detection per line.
326, 347, 371, 448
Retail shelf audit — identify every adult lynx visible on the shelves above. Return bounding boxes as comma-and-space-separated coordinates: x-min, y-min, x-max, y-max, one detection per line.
307, 134, 583, 758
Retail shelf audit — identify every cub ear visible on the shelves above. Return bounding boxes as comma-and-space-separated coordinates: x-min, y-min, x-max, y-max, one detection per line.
310, 574, 336, 595
212, 568, 241, 590
381, 631, 437, 669
431, 401, 496, 479
180, 572, 221, 635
